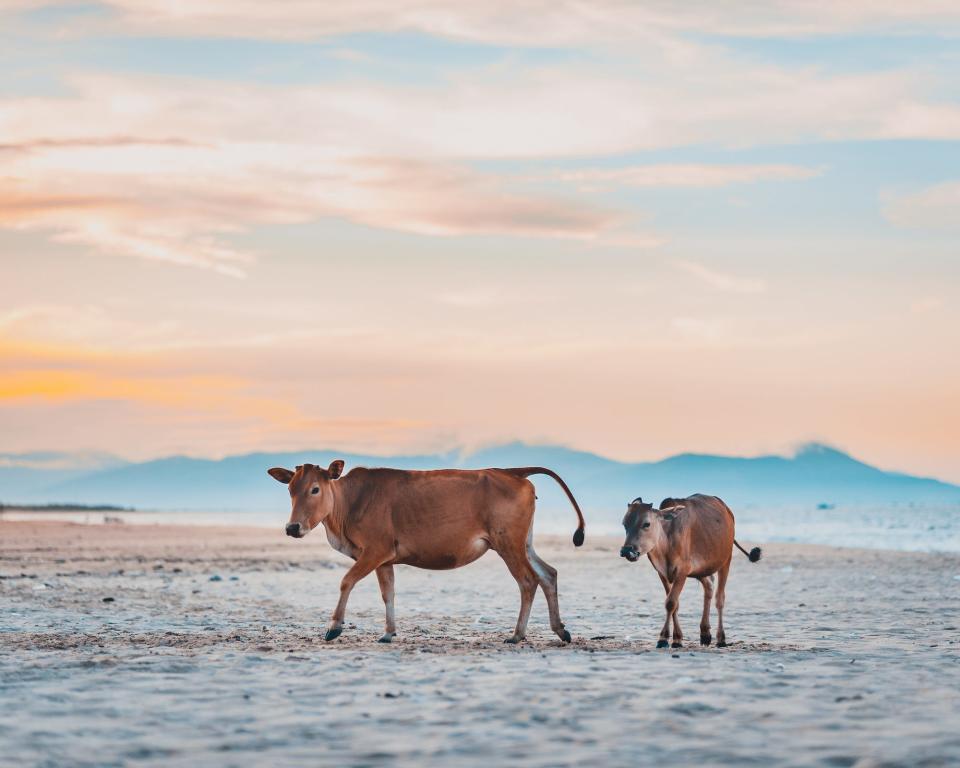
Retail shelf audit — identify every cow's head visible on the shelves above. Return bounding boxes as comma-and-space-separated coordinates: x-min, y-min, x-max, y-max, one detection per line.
620, 497, 673, 562
267, 460, 345, 538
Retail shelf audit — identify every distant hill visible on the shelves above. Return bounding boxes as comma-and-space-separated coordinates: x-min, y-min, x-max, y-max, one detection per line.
0, 451, 129, 503
2, 443, 957, 529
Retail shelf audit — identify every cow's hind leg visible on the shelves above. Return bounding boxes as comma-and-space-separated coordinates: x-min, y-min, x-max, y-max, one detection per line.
715, 558, 731, 648
527, 540, 571, 643
496, 543, 539, 644
325, 554, 382, 641
698, 575, 714, 646
376, 564, 397, 643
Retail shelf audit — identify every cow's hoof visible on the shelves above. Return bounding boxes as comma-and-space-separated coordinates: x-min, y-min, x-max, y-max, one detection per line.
378, 633, 395, 644
700, 635, 712, 646
504, 636, 523, 644
717, 640, 728, 648
560, 630, 572, 643
324, 627, 343, 642
656, 639, 669, 649
671, 641, 683, 648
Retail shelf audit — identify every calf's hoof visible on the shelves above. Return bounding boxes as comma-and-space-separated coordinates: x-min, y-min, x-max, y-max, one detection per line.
324, 627, 343, 642
560, 629, 572, 643
656, 639, 669, 649
378, 633, 395, 644
504, 635, 523, 645
671, 641, 683, 649
700, 635, 712, 646
717, 640, 728, 648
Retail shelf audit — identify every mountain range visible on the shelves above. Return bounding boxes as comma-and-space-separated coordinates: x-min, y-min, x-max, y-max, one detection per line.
2, 443, 958, 529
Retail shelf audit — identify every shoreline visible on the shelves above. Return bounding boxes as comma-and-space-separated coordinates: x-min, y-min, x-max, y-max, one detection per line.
2, 513, 959, 556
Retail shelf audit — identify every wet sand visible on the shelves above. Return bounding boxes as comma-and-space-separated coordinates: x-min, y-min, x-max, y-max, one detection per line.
1, 520, 959, 767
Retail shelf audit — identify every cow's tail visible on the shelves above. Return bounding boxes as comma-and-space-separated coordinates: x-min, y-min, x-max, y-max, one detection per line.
507, 467, 586, 547
734, 540, 762, 562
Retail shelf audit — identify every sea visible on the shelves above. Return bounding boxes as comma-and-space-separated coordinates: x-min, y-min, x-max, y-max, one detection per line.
2, 502, 959, 553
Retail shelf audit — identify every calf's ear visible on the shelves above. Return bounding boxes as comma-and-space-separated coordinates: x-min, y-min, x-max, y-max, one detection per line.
268, 467, 294, 484
328, 459, 345, 479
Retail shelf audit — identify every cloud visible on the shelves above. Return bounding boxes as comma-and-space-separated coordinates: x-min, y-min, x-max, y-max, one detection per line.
557, 163, 822, 190
2, 15, 959, 275
337, 158, 618, 239
0, 136, 205, 153
675, 260, 767, 294
15, 1, 960, 42
883, 181, 960, 231
0, 142, 630, 276
911, 296, 944, 314
436, 290, 506, 309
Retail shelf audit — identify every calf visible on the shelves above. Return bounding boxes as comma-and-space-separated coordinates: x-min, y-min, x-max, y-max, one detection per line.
268, 460, 586, 644
620, 494, 761, 648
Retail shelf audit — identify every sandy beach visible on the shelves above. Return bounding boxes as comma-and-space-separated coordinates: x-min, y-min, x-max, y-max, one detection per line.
1, 519, 959, 767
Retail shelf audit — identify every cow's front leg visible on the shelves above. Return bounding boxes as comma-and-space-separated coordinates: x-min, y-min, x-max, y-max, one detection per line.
659, 570, 689, 648
656, 572, 671, 648
375, 564, 396, 643
325, 555, 380, 641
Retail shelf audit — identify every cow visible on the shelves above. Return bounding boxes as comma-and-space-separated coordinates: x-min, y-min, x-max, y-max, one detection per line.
619, 494, 761, 648
268, 460, 586, 644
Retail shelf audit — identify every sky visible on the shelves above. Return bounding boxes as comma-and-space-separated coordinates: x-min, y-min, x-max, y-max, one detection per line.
1, 1, 958, 482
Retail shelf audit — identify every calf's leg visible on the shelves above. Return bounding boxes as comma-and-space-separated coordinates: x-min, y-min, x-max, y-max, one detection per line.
715, 558, 731, 647
656, 572, 685, 648
656, 573, 671, 648
527, 543, 571, 642
671, 599, 683, 647
375, 564, 397, 643
325, 554, 381, 641
698, 575, 715, 645
659, 570, 689, 648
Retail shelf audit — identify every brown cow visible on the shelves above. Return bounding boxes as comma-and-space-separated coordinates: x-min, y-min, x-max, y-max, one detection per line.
619, 494, 761, 648
268, 460, 586, 644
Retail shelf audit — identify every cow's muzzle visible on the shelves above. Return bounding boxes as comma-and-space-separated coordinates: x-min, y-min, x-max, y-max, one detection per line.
285, 522, 305, 538
620, 546, 640, 562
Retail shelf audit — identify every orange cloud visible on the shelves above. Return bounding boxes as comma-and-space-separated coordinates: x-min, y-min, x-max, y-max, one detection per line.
0, 369, 245, 407
0, 333, 432, 455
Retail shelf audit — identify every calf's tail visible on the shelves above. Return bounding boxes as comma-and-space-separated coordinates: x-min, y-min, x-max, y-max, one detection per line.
507, 467, 586, 546
734, 539, 762, 562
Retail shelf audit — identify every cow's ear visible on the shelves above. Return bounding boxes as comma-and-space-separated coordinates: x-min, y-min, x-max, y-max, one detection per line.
660, 511, 676, 522
328, 459, 345, 479
268, 467, 294, 484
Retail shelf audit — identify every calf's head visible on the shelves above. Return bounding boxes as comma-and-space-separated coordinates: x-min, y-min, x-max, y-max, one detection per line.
267, 460, 345, 538
620, 497, 673, 562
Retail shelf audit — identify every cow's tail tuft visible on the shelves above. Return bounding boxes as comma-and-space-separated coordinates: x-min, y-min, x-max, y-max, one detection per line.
572, 526, 585, 547
735, 539, 762, 562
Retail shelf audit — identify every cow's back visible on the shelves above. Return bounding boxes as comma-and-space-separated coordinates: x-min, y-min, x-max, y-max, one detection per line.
341, 468, 533, 568
671, 494, 736, 577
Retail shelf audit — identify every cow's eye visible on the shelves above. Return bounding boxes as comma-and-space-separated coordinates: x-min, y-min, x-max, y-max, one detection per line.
641, 521, 651, 529
311, 487, 320, 495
